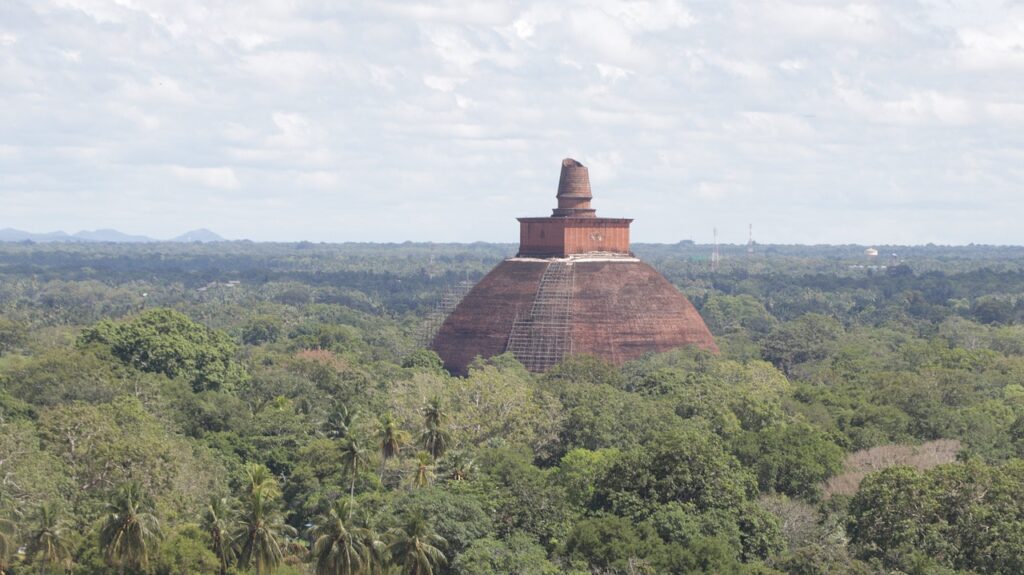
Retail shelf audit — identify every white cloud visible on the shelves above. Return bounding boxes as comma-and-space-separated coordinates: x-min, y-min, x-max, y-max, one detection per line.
169, 166, 240, 190
0, 0, 1022, 243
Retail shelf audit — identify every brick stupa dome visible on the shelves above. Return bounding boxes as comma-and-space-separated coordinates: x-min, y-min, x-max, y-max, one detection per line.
431, 158, 717, 375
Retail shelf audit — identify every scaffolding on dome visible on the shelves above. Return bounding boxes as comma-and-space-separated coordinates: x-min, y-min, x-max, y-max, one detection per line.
505, 261, 574, 372
419, 280, 475, 348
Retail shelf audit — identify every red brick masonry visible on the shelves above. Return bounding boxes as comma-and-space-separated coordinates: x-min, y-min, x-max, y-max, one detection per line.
431, 259, 719, 375
518, 217, 632, 257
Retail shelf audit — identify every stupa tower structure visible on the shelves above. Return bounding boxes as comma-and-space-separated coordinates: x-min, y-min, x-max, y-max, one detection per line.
431, 158, 717, 375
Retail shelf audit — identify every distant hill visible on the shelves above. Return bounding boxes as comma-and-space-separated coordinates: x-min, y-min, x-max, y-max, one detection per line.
72, 229, 154, 243
0, 228, 73, 242
0, 227, 227, 243
172, 228, 225, 243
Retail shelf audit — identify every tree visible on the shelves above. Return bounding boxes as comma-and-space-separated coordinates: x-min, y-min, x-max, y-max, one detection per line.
418, 397, 450, 459
387, 513, 447, 575
24, 503, 73, 575
201, 496, 237, 575
309, 499, 365, 575
340, 435, 371, 508
732, 424, 845, 499
761, 313, 843, 375
439, 451, 475, 482
451, 533, 561, 575
0, 318, 27, 357
98, 482, 162, 574
84, 308, 245, 392
378, 413, 410, 479
242, 316, 282, 345
411, 453, 435, 489
0, 516, 17, 575
234, 490, 296, 575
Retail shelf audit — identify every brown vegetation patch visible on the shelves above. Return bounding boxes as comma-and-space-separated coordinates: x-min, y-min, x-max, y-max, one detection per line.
823, 439, 961, 498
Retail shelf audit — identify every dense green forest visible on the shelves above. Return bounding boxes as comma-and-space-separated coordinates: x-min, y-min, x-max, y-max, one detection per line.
3, 240, 1024, 574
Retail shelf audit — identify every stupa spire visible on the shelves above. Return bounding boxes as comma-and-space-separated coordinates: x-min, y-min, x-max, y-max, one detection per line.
553, 158, 596, 217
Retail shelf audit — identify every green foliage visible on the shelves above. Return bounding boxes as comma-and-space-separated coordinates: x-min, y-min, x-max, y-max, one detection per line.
243, 316, 283, 346
762, 314, 843, 375
98, 481, 162, 571
83, 308, 246, 392
387, 512, 447, 575
451, 532, 560, 575
733, 424, 845, 499
593, 423, 756, 514
0, 317, 27, 356
848, 459, 1024, 574
563, 515, 663, 572
151, 524, 221, 575
5, 242, 1024, 573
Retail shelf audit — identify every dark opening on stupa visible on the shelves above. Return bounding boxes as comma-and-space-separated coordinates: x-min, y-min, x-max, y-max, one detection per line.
430, 158, 718, 375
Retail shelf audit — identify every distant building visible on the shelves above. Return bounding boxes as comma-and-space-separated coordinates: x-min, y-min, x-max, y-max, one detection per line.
865, 247, 879, 257
430, 158, 717, 375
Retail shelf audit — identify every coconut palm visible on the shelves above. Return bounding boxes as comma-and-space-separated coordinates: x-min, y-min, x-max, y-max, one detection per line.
309, 499, 365, 575
421, 397, 447, 430
244, 462, 282, 499
387, 513, 446, 575
340, 435, 370, 510
323, 404, 356, 440
24, 503, 73, 575
98, 482, 162, 575
234, 490, 296, 575
0, 516, 17, 575
410, 453, 435, 489
377, 413, 410, 480
358, 526, 389, 575
417, 398, 450, 459
440, 451, 475, 482
201, 496, 237, 575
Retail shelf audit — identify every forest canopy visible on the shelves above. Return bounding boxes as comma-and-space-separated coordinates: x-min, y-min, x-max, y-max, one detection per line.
2, 241, 1024, 574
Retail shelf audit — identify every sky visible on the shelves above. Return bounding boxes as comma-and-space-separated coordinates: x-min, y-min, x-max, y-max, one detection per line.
1, 1, 1023, 245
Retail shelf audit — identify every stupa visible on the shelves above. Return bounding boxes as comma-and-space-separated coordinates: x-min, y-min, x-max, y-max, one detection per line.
431, 158, 717, 375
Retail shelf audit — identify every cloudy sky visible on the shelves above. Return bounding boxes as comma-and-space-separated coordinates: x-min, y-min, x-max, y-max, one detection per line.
1, 1, 1022, 244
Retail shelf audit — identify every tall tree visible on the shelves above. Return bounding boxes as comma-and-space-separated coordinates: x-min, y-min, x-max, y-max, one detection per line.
201, 496, 237, 575
418, 398, 450, 459
340, 435, 370, 510
98, 482, 162, 575
234, 490, 296, 575
411, 453, 435, 489
24, 503, 73, 575
309, 499, 365, 575
244, 462, 282, 500
388, 513, 447, 575
377, 413, 410, 480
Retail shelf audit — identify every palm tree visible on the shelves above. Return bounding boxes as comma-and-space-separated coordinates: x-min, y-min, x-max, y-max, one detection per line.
339, 435, 370, 510
234, 490, 296, 575
98, 482, 161, 574
421, 397, 446, 430
350, 508, 389, 575
358, 526, 389, 575
417, 398, 450, 459
377, 413, 410, 480
244, 462, 282, 499
0, 516, 17, 575
323, 404, 356, 440
201, 496, 237, 575
24, 503, 73, 575
440, 451, 475, 482
309, 499, 365, 575
411, 453, 435, 489
387, 513, 446, 575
